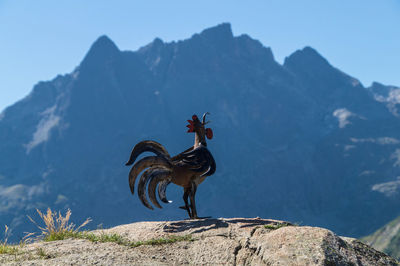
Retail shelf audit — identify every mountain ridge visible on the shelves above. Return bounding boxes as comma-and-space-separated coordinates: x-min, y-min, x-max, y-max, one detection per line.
1, 23, 400, 240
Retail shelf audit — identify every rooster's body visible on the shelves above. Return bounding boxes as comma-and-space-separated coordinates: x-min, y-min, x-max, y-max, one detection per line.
126, 113, 216, 219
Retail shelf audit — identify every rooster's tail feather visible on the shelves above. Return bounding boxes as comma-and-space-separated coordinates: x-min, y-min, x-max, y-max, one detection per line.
125, 140, 170, 166
137, 168, 171, 210
128, 156, 171, 195
147, 170, 172, 209
157, 179, 172, 204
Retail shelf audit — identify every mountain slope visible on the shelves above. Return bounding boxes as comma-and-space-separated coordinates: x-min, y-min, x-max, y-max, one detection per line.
1, 23, 400, 239
362, 216, 400, 260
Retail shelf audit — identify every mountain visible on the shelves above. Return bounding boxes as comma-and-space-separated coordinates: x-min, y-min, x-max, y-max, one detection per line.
1, 23, 400, 240
367, 82, 400, 117
362, 216, 400, 260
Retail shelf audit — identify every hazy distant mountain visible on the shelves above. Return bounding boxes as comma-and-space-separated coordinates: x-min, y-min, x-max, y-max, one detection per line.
362, 215, 400, 260
1, 23, 400, 240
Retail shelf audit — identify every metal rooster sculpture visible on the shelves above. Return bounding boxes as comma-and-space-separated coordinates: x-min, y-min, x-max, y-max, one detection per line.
126, 112, 216, 219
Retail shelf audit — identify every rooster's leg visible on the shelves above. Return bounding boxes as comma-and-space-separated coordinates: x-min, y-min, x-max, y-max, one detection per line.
181, 187, 192, 218
189, 182, 198, 219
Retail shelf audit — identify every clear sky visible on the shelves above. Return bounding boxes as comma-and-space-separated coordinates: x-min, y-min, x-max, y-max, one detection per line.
0, 0, 399, 112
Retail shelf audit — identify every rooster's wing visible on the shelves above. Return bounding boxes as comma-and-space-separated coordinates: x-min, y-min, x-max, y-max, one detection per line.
172, 146, 216, 177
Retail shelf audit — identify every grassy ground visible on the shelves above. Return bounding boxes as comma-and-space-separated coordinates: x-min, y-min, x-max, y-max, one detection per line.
43, 229, 193, 248
1, 208, 194, 263
26, 208, 193, 248
264, 222, 292, 230
0, 225, 20, 255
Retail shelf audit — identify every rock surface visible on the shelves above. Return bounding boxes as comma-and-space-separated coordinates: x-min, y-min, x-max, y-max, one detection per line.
1, 218, 398, 265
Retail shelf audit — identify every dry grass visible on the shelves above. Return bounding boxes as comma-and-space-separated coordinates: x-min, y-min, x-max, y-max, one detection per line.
0, 225, 19, 255
28, 208, 91, 241
21, 207, 193, 257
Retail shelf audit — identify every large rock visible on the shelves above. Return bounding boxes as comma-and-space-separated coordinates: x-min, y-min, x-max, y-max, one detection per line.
0, 218, 397, 265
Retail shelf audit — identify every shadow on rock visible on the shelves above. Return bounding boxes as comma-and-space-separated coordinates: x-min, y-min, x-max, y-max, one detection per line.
163, 217, 291, 234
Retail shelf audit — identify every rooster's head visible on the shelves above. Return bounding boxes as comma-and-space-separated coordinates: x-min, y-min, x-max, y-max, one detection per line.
186, 113, 213, 145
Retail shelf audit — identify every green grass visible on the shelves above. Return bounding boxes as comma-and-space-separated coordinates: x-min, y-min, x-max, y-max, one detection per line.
128, 234, 193, 248
43, 230, 193, 248
79, 232, 126, 244
0, 244, 19, 255
35, 247, 51, 259
264, 223, 291, 230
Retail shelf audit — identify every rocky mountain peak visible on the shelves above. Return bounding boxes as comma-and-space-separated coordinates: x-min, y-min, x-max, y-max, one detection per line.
90, 35, 119, 53
369, 81, 399, 93
152, 37, 164, 46
198, 22, 233, 42
80, 35, 120, 69
138, 37, 164, 55
283, 46, 331, 71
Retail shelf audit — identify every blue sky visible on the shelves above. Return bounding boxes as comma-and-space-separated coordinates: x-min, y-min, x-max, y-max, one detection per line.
0, 0, 399, 112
